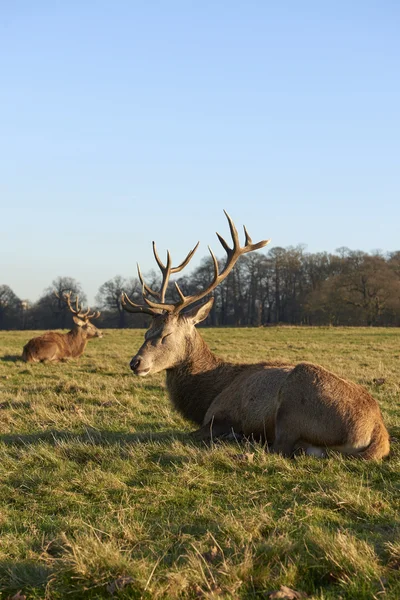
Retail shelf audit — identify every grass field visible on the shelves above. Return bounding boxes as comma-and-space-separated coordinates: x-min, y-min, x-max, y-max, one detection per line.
0, 327, 399, 599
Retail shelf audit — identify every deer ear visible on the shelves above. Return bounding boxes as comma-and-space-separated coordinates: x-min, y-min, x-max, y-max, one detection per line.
72, 315, 85, 326
184, 297, 214, 324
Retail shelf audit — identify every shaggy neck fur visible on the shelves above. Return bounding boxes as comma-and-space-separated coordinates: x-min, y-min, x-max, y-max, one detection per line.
64, 327, 89, 357
166, 329, 261, 425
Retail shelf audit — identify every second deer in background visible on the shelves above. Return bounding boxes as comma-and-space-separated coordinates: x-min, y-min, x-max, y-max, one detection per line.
22, 292, 102, 363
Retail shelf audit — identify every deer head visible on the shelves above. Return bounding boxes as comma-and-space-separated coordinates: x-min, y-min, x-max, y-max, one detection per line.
122, 211, 270, 376
56, 292, 103, 338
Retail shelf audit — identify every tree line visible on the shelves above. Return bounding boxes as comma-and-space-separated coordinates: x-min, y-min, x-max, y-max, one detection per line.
1, 246, 400, 330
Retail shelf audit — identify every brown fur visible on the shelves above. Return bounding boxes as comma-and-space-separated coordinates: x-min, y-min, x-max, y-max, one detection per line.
128, 300, 390, 460
123, 213, 389, 460
271, 362, 390, 458
22, 319, 102, 363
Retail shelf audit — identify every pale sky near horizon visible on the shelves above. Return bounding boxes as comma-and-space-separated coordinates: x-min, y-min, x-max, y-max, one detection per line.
1, 1, 399, 305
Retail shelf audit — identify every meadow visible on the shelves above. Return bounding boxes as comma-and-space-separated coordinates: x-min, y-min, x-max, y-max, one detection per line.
0, 327, 399, 599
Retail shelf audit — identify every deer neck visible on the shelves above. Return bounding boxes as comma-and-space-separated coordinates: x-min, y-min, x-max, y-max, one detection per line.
165, 330, 242, 425
66, 327, 88, 357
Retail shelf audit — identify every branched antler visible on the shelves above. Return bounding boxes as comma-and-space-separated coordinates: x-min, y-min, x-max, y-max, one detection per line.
121, 211, 270, 316
55, 291, 101, 320
137, 241, 199, 302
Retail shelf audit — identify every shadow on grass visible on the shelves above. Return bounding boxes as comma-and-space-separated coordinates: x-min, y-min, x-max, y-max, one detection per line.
0, 427, 191, 447
1, 424, 398, 452
138, 383, 167, 392
1, 354, 23, 362
0, 559, 52, 594
0, 400, 32, 410
389, 424, 400, 445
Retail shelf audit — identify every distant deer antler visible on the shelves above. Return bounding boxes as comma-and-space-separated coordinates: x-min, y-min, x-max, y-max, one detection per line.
55, 291, 100, 320
121, 210, 270, 316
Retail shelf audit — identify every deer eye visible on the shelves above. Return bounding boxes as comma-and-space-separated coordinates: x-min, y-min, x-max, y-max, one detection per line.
161, 333, 172, 344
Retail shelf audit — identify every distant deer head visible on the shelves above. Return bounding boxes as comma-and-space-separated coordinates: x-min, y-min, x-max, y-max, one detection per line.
122, 210, 270, 376
56, 291, 103, 339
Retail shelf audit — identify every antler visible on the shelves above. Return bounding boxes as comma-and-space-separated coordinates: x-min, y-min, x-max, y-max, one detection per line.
137, 241, 199, 302
121, 242, 199, 315
121, 210, 270, 316
55, 291, 101, 320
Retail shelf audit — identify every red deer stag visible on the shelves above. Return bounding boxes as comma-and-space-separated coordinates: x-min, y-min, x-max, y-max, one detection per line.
22, 292, 102, 363
121, 211, 390, 460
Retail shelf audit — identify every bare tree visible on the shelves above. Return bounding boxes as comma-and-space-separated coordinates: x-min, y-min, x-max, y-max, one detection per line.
0, 285, 21, 329
34, 277, 87, 329
96, 275, 129, 328
96, 275, 144, 328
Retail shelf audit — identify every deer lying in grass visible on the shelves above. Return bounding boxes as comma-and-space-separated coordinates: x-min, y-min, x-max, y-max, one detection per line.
122, 212, 390, 459
22, 293, 102, 363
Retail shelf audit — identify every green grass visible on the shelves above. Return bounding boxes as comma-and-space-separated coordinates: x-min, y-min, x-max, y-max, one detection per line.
0, 327, 399, 599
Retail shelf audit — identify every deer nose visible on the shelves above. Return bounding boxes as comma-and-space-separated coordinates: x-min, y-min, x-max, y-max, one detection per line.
130, 357, 141, 372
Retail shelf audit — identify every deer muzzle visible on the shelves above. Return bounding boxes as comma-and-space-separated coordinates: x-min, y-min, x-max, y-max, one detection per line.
130, 356, 150, 377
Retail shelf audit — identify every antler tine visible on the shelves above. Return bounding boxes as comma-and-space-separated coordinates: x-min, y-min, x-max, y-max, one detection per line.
224, 209, 240, 249
243, 225, 252, 245
170, 242, 199, 274
69, 294, 93, 319
160, 250, 172, 303
152, 241, 166, 271
172, 245, 219, 308
55, 290, 82, 316
121, 291, 160, 316
151, 241, 199, 303
55, 290, 68, 303
78, 305, 92, 319
217, 210, 270, 276
216, 232, 230, 255
137, 264, 161, 300
174, 281, 186, 303
150, 242, 172, 303
69, 293, 79, 315
215, 211, 241, 267
140, 292, 174, 312
242, 222, 270, 252
85, 309, 101, 320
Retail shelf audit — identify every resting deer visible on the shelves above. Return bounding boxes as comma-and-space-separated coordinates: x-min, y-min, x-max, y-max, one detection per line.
22, 293, 102, 363
122, 212, 390, 460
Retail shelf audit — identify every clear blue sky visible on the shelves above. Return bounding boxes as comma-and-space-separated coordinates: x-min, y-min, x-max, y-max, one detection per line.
1, 1, 399, 305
